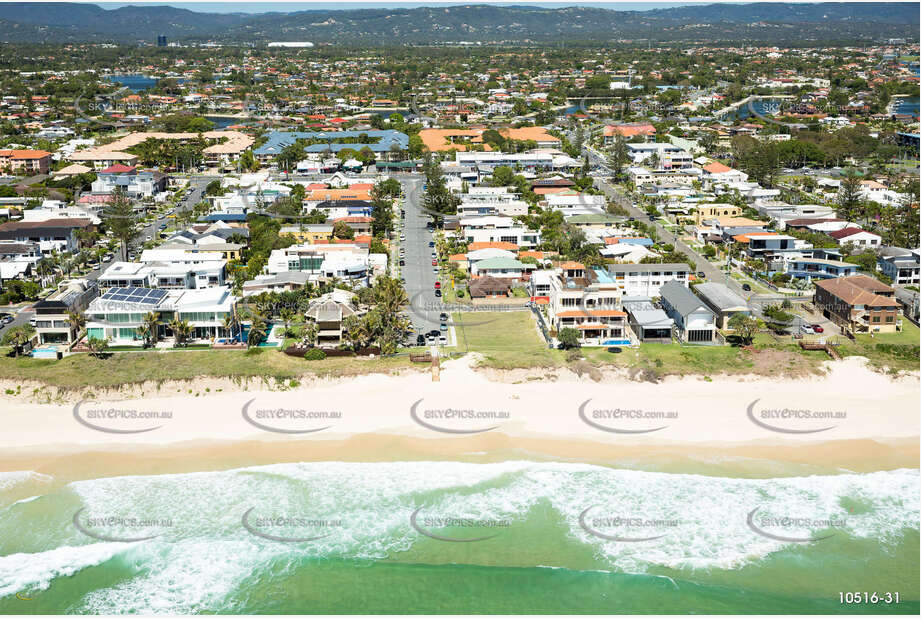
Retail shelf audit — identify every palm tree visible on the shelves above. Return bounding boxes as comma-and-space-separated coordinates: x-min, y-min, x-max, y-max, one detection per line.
67, 310, 86, 341
169, 317, 193, 347
301, 321, 318, 347
222, 311, 239, 339
247, 313, 268, 348
279, 308, 295, 338
137, 311, 160, 347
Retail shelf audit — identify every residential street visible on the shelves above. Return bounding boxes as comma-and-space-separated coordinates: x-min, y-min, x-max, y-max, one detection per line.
399, 176, 442, 334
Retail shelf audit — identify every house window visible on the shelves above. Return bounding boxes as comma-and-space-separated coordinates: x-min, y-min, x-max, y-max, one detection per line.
872, 316, 880, 323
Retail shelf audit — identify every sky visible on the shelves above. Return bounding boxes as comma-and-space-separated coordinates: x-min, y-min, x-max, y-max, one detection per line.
92, 1, 713, 13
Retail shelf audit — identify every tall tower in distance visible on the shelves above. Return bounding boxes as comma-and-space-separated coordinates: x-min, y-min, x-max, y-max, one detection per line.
157, 35, 167, 47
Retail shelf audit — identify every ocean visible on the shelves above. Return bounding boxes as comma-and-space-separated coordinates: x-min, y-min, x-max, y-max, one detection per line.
0, 462, 917, 614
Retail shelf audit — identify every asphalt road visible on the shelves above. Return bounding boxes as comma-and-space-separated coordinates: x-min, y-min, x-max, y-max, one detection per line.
132, 176, 212, 253
400, 176, 443, 337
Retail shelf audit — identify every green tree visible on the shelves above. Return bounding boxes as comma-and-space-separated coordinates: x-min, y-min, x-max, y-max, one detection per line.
103, 189, 139, 261
558, 327, 581, 350
728, 313, 758, 345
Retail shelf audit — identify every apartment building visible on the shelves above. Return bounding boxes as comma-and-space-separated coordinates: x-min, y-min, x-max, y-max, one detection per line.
604, 263, 691, 297
814, 275, 901, 334
0, 149, 52, 174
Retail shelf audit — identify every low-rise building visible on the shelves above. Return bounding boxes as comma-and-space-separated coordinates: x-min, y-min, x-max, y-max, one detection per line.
85, 285, 237, 344
814, 275, 900, 334
604, 263, 690, 297
693, 283, 750, 329
659, 280, 717, 343
546, 262, 628, 346
0, 149, 52, 174
31, 279, 99, 346
877, 248, 920, 286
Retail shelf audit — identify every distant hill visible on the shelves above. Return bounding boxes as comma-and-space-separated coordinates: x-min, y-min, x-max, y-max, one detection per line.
0, 2, 917, 45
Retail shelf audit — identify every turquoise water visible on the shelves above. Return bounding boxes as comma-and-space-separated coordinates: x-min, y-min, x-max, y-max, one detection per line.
1, 462, 917, 614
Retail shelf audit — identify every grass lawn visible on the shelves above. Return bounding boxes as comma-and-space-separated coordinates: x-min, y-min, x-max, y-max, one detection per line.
451, 311, 558, 369
0, 347, 412, 392
839, 320, 920, 373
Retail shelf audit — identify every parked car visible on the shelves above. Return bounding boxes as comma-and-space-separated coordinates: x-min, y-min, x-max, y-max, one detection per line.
439, 312, 448, 322
399, 260, 405, 266
428, 329, 441, 339
696, 271, 706, 278
801, 324, 815, 335
434, 281, 441, 289
428, 241, 435, 247
812, 324, 824, 333
416, 334, 426, 346
0, 314, 13, 325
439, 323, 447, 331
434, 289, 441, 297
439, 335, 447, 345
431, 259, 437, 266
742, 283, 752, 291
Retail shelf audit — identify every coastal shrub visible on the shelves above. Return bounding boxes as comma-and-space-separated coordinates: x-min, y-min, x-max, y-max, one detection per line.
874, 343, 919, 360
303, 348, 326, 361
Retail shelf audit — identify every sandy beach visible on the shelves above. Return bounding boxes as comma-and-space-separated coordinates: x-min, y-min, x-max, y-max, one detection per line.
2, 355, 918, 478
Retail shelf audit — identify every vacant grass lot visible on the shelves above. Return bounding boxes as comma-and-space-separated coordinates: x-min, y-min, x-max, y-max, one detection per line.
451, 311, 559, 369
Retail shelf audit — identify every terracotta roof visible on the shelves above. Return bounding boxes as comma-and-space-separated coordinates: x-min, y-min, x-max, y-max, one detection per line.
815, 275, 897, 308
603, 123, 656, 138
560, 261, 585, 270
703, 161, 733, 174
468, 241, 518, 251
500, 127, 560, 143
100, 163, 136, 174
0, 149, 51, 159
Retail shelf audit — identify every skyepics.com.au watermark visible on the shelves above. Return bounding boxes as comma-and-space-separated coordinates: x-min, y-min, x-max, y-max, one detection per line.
410, 399, 510, 434
579, 505, 679, 542
746, 506, 847, 543
241, 507, 343, 543
410, 506, 510, 543
746, 399, 846, 434
74, 88, 158, 128
72, 507, 172, 542
73, 401, 172, 434
578, 399, 677, 434
241, 399, 342, 434
406, 292, 503, 328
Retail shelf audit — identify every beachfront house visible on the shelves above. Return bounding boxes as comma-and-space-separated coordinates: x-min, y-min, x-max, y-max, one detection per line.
659, 280, 717, 343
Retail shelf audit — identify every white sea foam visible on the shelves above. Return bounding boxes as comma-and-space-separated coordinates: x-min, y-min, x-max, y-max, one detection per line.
0, 543, 128, 598
0, 470, 52, 493
7, 462, 918, 612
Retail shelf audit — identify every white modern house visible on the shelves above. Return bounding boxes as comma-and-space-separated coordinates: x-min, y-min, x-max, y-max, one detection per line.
85, 286, 237, 345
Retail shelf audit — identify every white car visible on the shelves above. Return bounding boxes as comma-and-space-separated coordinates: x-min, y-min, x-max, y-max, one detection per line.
800, 324, 815, 335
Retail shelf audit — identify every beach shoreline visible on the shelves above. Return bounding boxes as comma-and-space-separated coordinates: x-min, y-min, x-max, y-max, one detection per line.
2, 355, 917, 480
